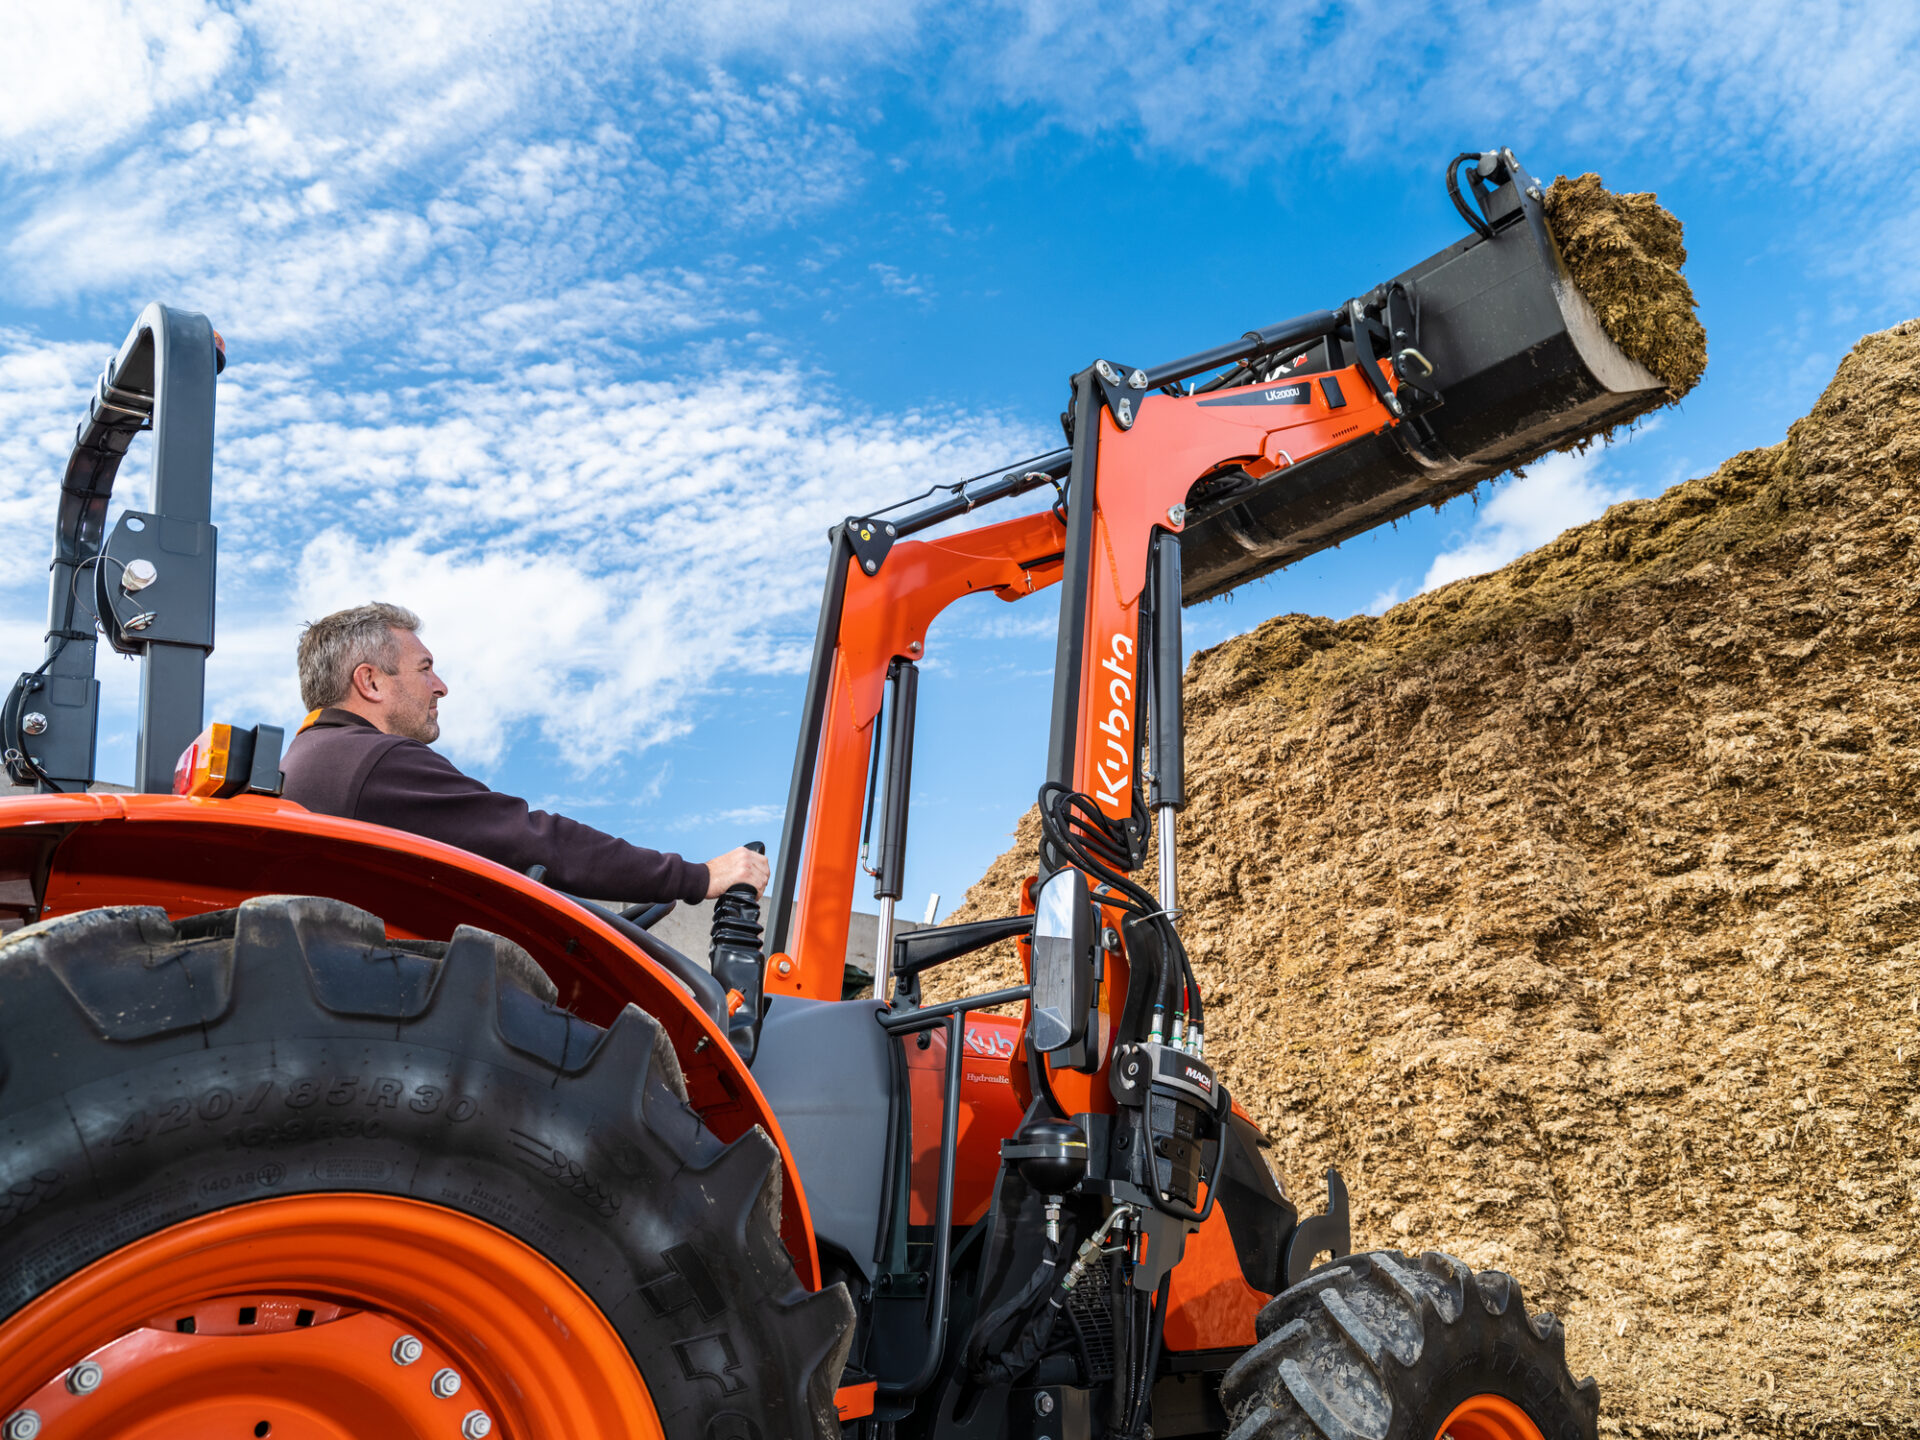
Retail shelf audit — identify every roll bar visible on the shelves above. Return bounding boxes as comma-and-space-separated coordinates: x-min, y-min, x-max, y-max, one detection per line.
3, 303, 222, 794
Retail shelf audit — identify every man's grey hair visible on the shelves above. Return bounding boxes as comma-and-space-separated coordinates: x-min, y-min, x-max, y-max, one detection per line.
297, 602, 422, 712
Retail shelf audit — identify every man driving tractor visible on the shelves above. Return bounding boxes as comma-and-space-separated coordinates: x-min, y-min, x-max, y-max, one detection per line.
280, 601, 767, 903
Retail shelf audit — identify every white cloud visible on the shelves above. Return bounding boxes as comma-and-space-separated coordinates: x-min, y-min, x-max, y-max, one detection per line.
668, 802, 786, 832
0, 0, 242, 168
870, 263, 929, 299
0, 0, 1018, 792
0, 12, 869, 357
0, 317, 1046, 783
196, 357, 1042, 773
960, 1, 1920, 173
1420, 448, 1637, 592
951, 0, 1920, 300
1365, 583, 1404, 617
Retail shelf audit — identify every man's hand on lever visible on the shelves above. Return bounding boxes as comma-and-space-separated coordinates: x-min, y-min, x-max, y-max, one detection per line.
704, 845, 770, 898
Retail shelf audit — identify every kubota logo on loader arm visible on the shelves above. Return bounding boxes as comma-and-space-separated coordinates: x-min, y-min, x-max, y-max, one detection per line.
1093, 632, 1136, 808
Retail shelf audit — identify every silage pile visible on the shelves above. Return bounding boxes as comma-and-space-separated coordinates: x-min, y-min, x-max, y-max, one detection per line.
944, 319, 1920, 1436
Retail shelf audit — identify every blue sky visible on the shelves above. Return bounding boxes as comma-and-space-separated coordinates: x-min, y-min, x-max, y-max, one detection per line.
4, 1, 1918, 921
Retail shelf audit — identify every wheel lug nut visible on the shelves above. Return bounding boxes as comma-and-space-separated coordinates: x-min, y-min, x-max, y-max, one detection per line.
430, 1367, 462, 1399
462, 1411, 493, 1438
4, 1411, 41, 1440
66, 1360, 104, 1395
391, 1334, 423, 1366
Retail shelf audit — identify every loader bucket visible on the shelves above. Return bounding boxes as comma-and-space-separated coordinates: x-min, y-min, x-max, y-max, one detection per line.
1180, 157, 1679, 604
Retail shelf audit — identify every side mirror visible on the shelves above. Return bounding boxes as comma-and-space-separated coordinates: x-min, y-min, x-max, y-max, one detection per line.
1029, 867, 1094, 1054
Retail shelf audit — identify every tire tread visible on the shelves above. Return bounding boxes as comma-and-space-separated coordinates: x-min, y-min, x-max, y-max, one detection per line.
0, 897, 852, 1440
1219, 1250, 1600, 1440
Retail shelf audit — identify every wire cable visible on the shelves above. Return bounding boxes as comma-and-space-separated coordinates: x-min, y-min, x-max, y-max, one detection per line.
0, 635, 72, 788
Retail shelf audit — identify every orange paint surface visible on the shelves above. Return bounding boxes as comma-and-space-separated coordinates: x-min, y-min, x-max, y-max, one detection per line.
0, 1194, 660, 1438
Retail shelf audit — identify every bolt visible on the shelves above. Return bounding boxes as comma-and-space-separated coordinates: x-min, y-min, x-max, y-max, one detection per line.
864, 560, 877, 574
391, 1334, 424, 1366
1525, 185, 1542, 201
1127, 369, 1148, 390
1166, 504, 1187, 527
1035, 1391, 1056, 1416
122, 558, 158, 592
4, 1412, 40, 1440
21, 713, 47, 736
430, 1368, 462, 1399
885, 523, 896, 536
66, 1361, 103, 1395
1116, 398, 1132, 427
776, 958, 793, 976
1095, 360, 1120, 385
462, 1412, 493, 1438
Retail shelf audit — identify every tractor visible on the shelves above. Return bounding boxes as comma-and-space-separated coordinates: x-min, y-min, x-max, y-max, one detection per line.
1, 150, 1642, 1440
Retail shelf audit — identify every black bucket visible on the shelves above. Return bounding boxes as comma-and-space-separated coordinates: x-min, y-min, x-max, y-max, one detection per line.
1179, 152, 1668, 605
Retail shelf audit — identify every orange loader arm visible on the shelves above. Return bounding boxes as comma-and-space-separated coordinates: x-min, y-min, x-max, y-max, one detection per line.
765, 354, 1400, 1004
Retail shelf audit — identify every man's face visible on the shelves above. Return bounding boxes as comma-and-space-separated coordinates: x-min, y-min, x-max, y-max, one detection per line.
381, 628, 447, 744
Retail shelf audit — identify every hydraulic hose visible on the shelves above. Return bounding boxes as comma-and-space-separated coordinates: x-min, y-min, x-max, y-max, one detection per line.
1036, 780, 1205, 1042
1124, 1275, 1172, 1439
972, 1206, 1133, 1387
967, 1236, 1060, 1374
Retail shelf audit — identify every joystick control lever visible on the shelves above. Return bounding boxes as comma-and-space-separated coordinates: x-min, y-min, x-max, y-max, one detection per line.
709, 840, 768, 1064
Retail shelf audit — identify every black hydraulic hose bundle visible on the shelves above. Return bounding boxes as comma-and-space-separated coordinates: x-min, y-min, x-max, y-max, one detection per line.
969, 1204, 1136, 1388
977, 1278, 1068, 1387
1118, 1275, 1172, 1440
968, 1232, 1063, 1385
1035, 780, 1203, 1041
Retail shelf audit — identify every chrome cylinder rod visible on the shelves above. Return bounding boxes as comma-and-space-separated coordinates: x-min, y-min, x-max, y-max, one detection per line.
877, 894, 897, 1001
1156, 805, 1180, 922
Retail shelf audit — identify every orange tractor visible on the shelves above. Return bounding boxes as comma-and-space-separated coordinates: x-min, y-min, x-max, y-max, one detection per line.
1, 150, 1646, 1440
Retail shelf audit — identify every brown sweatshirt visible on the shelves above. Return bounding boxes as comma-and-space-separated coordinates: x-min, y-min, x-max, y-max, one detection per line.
279, 708, 708, 904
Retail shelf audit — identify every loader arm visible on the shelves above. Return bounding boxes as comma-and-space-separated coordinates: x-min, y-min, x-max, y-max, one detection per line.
764, 351, 1403, 1005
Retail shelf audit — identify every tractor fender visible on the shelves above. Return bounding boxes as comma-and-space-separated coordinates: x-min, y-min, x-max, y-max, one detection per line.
0, 790, 822, 1287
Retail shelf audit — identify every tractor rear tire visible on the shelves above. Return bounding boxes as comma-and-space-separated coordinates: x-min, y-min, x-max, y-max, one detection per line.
1218, 1250, 1599, 1440
0, 896, 853, 1439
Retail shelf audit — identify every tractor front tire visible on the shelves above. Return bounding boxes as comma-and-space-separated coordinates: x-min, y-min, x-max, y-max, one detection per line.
1219, 1250, 1599, 1440
0, 896, 852, 1439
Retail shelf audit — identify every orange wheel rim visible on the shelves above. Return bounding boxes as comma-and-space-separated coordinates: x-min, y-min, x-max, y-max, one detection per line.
0, 1194, 662, 1440
1437, 1392, 1548, 1440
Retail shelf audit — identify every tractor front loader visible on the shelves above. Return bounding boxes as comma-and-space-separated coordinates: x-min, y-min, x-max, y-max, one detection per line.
1, 150, 1639, 1440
